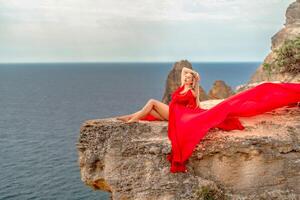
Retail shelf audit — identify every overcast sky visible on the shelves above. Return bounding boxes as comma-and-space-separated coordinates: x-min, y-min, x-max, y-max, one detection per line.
0, 0, 295, 63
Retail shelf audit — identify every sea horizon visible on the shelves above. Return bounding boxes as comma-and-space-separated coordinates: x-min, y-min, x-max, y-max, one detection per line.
1, 0, 297, 198
0, 60, 262, 64
0, 61, 261, 199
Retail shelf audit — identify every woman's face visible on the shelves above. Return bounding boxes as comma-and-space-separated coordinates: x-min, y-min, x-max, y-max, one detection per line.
184, 73, 194, 85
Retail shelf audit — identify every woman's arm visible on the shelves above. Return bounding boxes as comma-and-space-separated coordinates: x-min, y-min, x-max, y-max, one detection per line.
181, 67, 192, 86
182, 67, 194, 74
181, 67, 199, 86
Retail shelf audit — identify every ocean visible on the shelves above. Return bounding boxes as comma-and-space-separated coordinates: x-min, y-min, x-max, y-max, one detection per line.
0, 62, 260, 199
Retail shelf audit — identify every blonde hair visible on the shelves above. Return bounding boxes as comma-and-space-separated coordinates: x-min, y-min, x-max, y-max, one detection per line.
188, 72, 201, 109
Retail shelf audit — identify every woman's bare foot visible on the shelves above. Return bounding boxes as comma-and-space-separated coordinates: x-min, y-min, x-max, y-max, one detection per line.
117, 117, 131, 122
116, 114, 132, 122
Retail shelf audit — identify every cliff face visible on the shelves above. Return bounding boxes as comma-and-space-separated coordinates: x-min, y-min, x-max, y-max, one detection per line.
248, 0, 300, 85
272, 0, 300, 50
77, 100, 300, 200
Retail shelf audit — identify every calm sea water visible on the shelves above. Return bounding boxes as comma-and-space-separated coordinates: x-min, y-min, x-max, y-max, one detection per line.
0, 62, 259, 199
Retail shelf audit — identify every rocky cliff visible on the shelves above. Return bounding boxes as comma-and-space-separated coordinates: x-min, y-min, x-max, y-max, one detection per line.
76, 2, 300, 199
247, 0, 300, 85
77, 100, 300, 200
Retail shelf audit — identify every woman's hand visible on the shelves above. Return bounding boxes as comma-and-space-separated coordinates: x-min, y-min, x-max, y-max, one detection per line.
194, 72, 200, 81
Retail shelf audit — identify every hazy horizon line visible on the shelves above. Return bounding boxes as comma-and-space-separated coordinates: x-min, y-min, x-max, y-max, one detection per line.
0, 60, 262, 64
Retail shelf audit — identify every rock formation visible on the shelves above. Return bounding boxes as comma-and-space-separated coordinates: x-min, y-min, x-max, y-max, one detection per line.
77, 100, 300, 200
246, 0, 300, 87
208, 80, 235, 99
76, 2, 300, 199
161, 60, 209, 104
272, 0, 300, 50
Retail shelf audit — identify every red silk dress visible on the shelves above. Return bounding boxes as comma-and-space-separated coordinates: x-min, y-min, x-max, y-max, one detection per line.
140, 82, 300, 173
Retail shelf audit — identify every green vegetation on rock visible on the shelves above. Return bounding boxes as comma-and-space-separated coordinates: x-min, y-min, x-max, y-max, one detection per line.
263, 36, 300, 75
193, 185, 227, 200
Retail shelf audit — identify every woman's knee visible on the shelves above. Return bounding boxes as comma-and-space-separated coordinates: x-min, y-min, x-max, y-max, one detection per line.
147, 98, 157, 105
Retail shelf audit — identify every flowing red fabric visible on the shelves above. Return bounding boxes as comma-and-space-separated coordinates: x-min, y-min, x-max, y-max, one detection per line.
140, 82, 300, 173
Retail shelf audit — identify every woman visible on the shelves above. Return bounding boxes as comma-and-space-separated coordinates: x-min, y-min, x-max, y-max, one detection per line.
116, 67, 201, 123
116, 68, 300, 173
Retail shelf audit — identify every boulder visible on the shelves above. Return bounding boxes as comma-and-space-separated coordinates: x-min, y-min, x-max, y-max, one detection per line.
208, 80, 235, 99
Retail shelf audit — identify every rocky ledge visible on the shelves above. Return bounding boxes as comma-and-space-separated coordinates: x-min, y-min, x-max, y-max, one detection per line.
76, 100, 300, 200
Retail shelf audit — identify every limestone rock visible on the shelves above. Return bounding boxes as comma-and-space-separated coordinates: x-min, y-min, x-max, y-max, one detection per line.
235, 81, 281, 93
271, 0, 300, 51
208, 80, 235, 99
235, 80, 300, 94
247, 0, 300, 88
196, 86, 209, 101
272, 0, 300, 50
285, 0, 300, 26
77, 100, 300, 200
161, 60, 209, 104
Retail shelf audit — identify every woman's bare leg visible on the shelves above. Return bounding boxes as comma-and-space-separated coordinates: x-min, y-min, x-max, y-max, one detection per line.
126, 99, 169, 123
116, 109, 146, 121
149, 109, 166, 120
117, 108, 165, 122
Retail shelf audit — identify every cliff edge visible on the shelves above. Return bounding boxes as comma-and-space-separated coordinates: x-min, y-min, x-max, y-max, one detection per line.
77, 100, 300, 200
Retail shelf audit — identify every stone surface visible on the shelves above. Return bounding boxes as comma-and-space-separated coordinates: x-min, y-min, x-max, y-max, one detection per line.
77, 100, 300, 200
285, 0, 300, 26
245, 0, 300, 89
208, 80, 235, 99
76, 2, 300, 199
